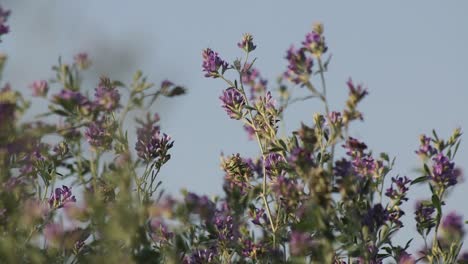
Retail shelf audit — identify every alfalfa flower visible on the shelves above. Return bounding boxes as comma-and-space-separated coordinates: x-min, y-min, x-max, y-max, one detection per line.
284, 45, 313, 85
302, 22, 328, 57
94, 82, 120, 111
74, 52, 91, 70
135, 114, 173, 165
202, 48, 228, 78
0, 6, 10, 39
265, 152, 285, 177
238, 33, 256, 53
430, 153, 458, 188
219, 87, 245, 120
84, 119, 114, 150
48, 185, 76, 209
29, 80, 48, 97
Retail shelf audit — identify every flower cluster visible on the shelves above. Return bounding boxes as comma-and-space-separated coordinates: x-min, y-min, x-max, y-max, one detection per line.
135, 114, 173, 165
219, 87, 245, 119
202, 48, 228, 78
1, 5, 467, 263
0, 6, 10, 39
48, 185, 76, 209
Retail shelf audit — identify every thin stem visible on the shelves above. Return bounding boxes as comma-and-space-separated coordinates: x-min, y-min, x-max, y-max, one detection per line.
219, 67, 277, 234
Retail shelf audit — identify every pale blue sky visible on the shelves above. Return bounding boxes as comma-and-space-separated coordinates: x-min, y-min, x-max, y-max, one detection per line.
3, 0, 468, 254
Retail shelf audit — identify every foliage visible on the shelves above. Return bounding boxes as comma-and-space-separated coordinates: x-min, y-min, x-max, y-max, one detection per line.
0, 5, 467, 264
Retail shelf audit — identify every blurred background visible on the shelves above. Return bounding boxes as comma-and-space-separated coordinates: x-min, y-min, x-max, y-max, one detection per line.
2, 0, 468, 252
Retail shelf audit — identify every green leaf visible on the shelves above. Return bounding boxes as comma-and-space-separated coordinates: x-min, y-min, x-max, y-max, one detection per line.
411, 176, 428, 185
380, 152, 389, 162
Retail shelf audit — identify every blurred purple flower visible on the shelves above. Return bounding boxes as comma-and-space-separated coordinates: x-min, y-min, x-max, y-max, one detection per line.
415, 135, 435, 157
29, 80, 48, 97
284, 45, 313, 84
238, 33, 256, 52
265, 152, 285, 177
184, 247, 217, 264
302, 24, 328, 57
149, 218, 173, 243
85, 120, 112, 149
441, 212, 465, 237
289, 231, 315, 256
0, 6, 10, 38
74, 52, 91, 70
94, 85, 120, 111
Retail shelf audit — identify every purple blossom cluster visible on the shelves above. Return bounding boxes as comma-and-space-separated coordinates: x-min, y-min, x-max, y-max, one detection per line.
284, 45, 313, 84
219, 87, 245, 119
264, 152, 285, 177
241, 66, 267, 100
343, 137, 378, 178
85, 120, 113, 149
1, 6, 467, 263
431, 152, 457, 187
48, 185, 76, 209
301, 23, 328, 57
237, 33, 256, 53
94, 83, 120, 111
135, 114, 173, 164
0, 6, 10, 38
202, 48, 228, 78
29, 80, 48, 97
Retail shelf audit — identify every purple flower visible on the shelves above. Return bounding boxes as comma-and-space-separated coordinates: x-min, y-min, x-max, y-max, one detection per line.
94, 84, 120, 111
241, 66, 267, 100
329, 111, 342, 125
48, 185, 76, 209
414, 201, 435, 233
334, 158, 352, 177
302, 24, 328, 57
243, 124, 256, 140
29, 80, 48, 97
289, 231, 315, 256
149, 218, 173, 243
398, 251, 416, 264
385, 176, 411, 203
52, 89, 94, 114
288, 147, 314, 170
0, 84, 16, 126
362, 204, 387, 233
415, 135, 435, 157
430, 153, 457, 187
202, 48, 228, 78
242, 239, 264, 259
347, 78, 368, 105
272, 175, 303, 211
458, 251, 468, 262
344, 137, 368, 156
135, 113, 173, 164
184, 192, 216, 221
0, 6, 10, 38
74, 52, 91, 70
219, 87, 245, 119
441, 212, 465, 237
214, 214, 237, 242
44, 223, 64, 247
85, 120, 112, 149
265, 152, 285, 177
249, 208, 265, 226
238, 33, 256, 52
184, 247, 217, 264
284, 45, 313, 84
